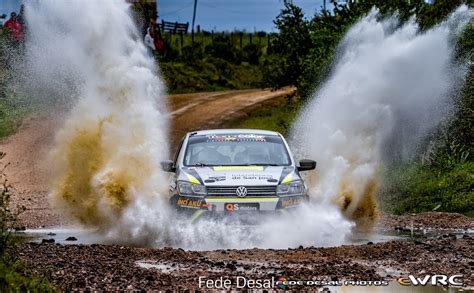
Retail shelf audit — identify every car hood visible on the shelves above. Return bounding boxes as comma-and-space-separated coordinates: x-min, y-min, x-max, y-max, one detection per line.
179, 166, 298, 186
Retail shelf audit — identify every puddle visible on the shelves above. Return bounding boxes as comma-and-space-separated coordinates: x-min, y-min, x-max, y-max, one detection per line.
19, 226, 473, 248
136, 261, 181, 273
21, 227, 104, 245
351, 228, 474, 245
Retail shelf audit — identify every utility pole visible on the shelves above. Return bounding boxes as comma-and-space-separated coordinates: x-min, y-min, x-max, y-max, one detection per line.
192, 0, 198, 43
323, 0, 326, 11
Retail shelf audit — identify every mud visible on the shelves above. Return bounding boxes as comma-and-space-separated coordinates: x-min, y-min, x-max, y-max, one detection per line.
379, 212, 474, 230
10, 236, 473, 291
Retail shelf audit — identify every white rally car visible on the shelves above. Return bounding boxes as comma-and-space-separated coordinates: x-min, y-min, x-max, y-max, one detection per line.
161, 129, 316, 222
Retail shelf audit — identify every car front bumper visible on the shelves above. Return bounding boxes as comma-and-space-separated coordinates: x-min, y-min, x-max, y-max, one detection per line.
173, 195, 306, 222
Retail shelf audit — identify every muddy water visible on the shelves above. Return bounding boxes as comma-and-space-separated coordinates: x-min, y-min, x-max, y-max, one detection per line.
22, 226, 474, 246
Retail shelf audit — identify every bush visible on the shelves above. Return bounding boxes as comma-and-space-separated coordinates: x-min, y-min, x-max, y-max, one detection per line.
0, 152, 57, 291
204, 35, 242, 64
0, 152, 25, 255
242, 44, 263, 65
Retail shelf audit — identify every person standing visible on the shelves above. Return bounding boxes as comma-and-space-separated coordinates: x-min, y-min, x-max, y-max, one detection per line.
154, 24, 165, 53
3, 12, 23, 42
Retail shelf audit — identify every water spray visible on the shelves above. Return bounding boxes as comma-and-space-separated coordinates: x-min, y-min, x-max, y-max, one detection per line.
292, 6, 473, 230
23, 0, 472, 249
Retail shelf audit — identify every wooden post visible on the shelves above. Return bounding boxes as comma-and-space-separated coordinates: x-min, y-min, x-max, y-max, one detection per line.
201, 32, 205, 54
192, 0, 197, 43
180, 32, 184, 53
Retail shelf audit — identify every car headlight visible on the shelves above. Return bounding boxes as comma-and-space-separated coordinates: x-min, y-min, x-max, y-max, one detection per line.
177, 181, 207, 195
277, 181, 304, 196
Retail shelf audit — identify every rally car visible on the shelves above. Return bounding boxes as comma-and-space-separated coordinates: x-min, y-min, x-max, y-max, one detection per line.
161, 129, 316, 222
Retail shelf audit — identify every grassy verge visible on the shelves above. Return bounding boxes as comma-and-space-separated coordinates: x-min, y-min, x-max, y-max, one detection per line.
159, 59, 263, 94
229, 97, 302, 137
0, 255, 57, 292
0, 97, 31, 139
0, 153, 56, 291
379, 162, 474, 217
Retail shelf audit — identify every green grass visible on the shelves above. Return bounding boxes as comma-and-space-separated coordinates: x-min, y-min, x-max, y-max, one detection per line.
0, 97, 31, 139
230, 97, 302, 137
379, 162, 474, 216
0, 255, 57, 292
160, 58, 264, 93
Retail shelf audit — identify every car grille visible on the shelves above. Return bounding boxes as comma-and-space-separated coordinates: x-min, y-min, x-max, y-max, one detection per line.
206, 186, 277, 197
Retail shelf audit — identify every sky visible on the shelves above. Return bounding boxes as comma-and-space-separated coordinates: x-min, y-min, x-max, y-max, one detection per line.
157, 0, 333, 32
1, 0, 22, 18
1, 0, 331, 32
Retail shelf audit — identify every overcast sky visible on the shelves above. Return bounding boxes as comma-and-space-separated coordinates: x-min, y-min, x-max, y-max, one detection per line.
158, 0, 332, 32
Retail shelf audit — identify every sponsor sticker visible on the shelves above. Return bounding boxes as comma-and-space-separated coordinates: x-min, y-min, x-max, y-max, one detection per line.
208, 175, 226, 181
231, 174, 273, 180
207, 134, 266, 142
280, 197, 303, 208
177, 197, 203, 209
225, 203, 259, 212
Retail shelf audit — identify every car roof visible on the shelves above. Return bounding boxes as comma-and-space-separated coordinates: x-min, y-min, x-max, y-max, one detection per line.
188, 129, 281, 136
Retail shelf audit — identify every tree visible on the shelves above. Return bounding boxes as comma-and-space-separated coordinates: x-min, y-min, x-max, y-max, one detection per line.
263, 1, 311, 94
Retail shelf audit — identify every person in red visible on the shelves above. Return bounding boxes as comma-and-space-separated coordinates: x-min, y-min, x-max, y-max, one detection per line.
154, 24, 165, 53
3, 12, 23, 42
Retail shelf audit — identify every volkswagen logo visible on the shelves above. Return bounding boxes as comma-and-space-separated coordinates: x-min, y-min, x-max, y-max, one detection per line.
236, 186, 248, 197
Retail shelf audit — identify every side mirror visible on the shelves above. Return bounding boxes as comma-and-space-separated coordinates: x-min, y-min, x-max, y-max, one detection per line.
160, 160, 176, 172
298, 159, 316, 171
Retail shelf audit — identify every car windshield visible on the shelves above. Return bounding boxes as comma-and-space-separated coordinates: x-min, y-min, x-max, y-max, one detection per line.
184, 134, 291, 166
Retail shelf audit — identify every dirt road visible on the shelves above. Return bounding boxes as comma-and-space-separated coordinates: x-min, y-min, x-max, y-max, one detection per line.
10, 234, 474, 290
3, 88, 473, 291
0, 87, 294, 228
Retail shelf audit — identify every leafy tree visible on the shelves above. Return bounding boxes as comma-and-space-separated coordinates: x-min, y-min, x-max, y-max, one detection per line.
269, 0, 472, 99
263, 1, 311, 94
242, 43, 263, 65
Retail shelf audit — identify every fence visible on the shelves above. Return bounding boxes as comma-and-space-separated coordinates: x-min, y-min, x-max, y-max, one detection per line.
163, 29, 273, 56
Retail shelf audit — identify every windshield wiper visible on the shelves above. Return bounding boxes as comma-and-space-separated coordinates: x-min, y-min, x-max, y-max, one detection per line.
192, 162, 211, 167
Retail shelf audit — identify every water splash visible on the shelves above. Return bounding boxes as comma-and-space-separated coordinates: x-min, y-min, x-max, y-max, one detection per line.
22, 0, 353, 249
24, 1, 471, 249
25, 0, 170, 231
292, 6, 472, 230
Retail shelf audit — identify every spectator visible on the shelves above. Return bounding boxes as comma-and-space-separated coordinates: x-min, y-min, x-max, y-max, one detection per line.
3, 12, 23, 42
154, 24, 165, 53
